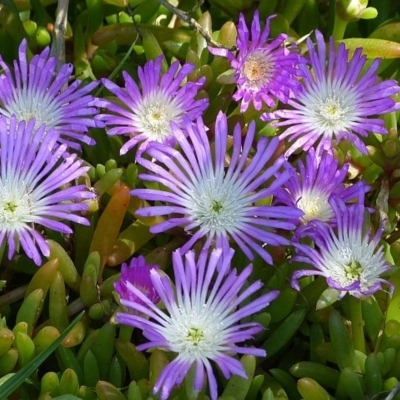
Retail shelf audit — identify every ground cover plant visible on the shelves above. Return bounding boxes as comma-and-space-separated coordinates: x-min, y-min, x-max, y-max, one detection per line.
1, 0, 400, 399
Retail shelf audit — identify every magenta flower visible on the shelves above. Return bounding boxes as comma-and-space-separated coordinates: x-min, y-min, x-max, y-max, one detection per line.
115, 246, 279, 400
275, 148, 369, 235
0, 39, 99, 150
263, 30, 400, 157
0, 116, 94, 265
292, 199, 392, 298
132, 112, 302, 264
95, 56, 208, 156
209, 10, 304, 112
114, 256, 160, 312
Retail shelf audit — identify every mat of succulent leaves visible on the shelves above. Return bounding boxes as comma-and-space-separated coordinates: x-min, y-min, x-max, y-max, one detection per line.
1, 2, 400, 400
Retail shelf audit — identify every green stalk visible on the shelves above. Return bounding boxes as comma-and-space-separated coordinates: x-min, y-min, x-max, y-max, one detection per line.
349, 296, 366, 354
389, 111, 398, 134
332, 15, 348, 40
281, 0, 307, 25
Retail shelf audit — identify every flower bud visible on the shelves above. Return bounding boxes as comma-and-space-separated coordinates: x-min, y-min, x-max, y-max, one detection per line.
359, 7, 378, 19
336, 0, 378, 21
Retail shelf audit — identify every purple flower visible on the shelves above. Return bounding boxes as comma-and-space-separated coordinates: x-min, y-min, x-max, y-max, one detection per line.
0, 39, 100, 150
209, 10, 304, 112
263, 30, 400, 157
115, 246, 279, 400
114, 256, 160, 312
275, 148, 369, 235
0, 116, 94, 265
292, 199, 392, 298
131, 112, 302, 264
95, 56, 208, 156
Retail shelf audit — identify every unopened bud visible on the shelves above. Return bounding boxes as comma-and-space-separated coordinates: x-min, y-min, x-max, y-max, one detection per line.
336, 0, 378, 21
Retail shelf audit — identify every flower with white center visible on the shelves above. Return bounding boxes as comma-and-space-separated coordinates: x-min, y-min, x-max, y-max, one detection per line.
132, 112, 302, 264
115, 246, 279, 400
262, 30, 400, 157
274, 148, 369, 236
209, 10, 304, 112
0, 39, 100, 150
292, 199, 392, 298
0, 116, 94, 265
95, 56, 208, 156
114, 256, 160, 313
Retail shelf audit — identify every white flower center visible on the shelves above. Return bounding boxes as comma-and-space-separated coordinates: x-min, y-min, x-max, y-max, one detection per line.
162, 303, 224, 361
296, 188, 332, 223
301, 81, 360, 137
3, 87, 61, 130
320, 231, 387, 295
0, 181, 34, 229
315, 94, 348, 130
242, 50, 274, 91
343, 259, 363, 281
133, 90, 184, 142
189, 173, 247, 234
330, 246, 366, 288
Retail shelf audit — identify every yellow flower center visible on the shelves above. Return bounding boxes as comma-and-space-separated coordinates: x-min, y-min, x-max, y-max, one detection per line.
242, 51, 273, 89
344, 259, 363, 281
187, 327, 205, 346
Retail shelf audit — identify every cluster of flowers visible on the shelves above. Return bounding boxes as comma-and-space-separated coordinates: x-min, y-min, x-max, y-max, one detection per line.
0, 39, 98, 265
1, 9, 399, 400
109, 11, 398, 399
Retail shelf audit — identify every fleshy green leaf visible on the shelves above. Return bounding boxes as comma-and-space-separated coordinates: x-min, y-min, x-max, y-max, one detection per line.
0, 311, 85, 398
339, 38, 400, 58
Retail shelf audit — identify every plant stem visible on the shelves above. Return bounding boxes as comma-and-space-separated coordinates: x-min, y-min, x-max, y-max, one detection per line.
332, 15, 348, 40
51, 0, 69, 72
0, 284, 28, 309
281, 0, 306, 25
349, 296, 366, 354
157, 0, 233, 49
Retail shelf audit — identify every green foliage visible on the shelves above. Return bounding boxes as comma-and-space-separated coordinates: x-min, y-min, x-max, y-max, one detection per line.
0, 0, 400, 399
